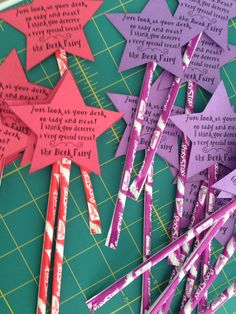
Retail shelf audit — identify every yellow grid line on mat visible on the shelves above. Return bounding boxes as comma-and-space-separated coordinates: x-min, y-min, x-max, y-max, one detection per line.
0, 290, 14, 314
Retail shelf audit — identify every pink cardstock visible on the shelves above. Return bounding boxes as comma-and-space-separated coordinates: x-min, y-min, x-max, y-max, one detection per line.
0, 121, 28, 174
0, 0, 103, 70
0, 50, 51, 167
4, 153, 22, 168
0, 50, 50, 133
10, 70, 123, 174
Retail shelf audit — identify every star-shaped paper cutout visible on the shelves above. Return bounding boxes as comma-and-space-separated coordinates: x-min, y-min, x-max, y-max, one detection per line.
108, 75, 183, 169
212, 171, 236, 245
0, 0, 103, 70
0, 121, 28, 177
170, 166, 208, 183
215, 198, 235, 245
4, 153, 22, 167
180, 165, 231, 227
171, 164, 230, 185
10, 70, 123, 174
153, 70, 174, 90
0, 49, 51, 167
185, 33, 236, 93
180, 168, 235, 245
106, 0, 184, 77
175, 0, 236, 50
171, 82, 236, 178
9, 71, 77, 166
0, 49, 50, 132
218, 190, 235, 198
180, 184, 235, 245
214, 169, 236, 197
181, 181, 201, 228
215, 210, 235, 245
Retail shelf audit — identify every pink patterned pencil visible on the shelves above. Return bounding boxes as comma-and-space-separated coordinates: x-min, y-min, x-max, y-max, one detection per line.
37, 48, 100, 314
51, 159, 71, 313
56, 50, 101, 235
37, 162, 60, 314
38, 49, 69, 314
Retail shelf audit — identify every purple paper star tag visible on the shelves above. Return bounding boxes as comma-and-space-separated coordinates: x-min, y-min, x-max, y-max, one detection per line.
178, 165, 230, 227
171, 82, 236, 178
218, 191, 235, 198
175, 0, 236, 49
185, 33, 236, 93
154, 70, 173, 91
212, 169, 236, 245
107, 0, 184, 77
171, 167, 208, 184
181, 181, 201, 228
108, 76, 183, 169
214, 169, 236, 196
215, 198, 235, 246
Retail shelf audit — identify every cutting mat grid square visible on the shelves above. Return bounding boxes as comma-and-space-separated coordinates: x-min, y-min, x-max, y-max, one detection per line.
0, 0, 235, 313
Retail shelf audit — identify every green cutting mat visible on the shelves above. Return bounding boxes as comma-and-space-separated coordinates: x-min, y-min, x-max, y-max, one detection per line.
0, 0, 236, 313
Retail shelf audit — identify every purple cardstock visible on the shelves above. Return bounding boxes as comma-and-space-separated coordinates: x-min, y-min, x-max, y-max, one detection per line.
214, 169, 236, 196
158, 34, 236, 94
218, 191, 235, 198
171, 167, 208, 183
185, 33, 236, 93
180, 185, 235, 244
108, 75, 183, 169
171, 82, 236, 178
212, 169, 235, 245
181, 181, 202, 228
106, 0, 184, 77
180, 172, 234, 245
177, 165, 231, 228
215, 198, 235, 246
175, 0, 236, 49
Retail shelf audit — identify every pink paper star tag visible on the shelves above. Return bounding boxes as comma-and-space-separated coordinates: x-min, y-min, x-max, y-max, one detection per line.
9, 70, 123, 174
0, 0, 103, 70
0, 121, 28, 178
0, 50, 51, 167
